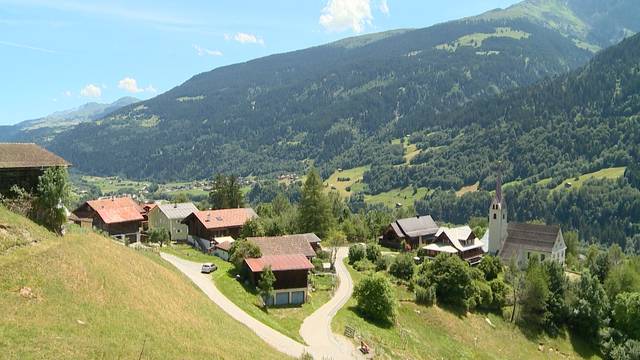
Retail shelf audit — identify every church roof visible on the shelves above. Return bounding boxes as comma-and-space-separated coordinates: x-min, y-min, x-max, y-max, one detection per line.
499, 223, 561, 261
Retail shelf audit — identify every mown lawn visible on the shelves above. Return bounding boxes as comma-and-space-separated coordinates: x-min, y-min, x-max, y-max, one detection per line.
553, 167, 626, 191
0, 207, 285, 360
164, 245, 336, 344
332, 259, 600, 360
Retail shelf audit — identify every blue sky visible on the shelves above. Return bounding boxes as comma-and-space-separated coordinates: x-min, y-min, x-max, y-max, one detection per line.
0, 0, 519, 125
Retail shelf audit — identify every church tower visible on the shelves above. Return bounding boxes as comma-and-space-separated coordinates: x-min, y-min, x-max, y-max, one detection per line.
488, 167, 508, 254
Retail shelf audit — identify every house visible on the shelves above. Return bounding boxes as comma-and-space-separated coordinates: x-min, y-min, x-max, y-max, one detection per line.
421, 226, 485, 265
72, 197, 144, 241
182, 208, 257, 251
247, 234, 317, 259
0, 143, 69, 196
148, 202, 199, 242
245, 254, 314, 306
213, 236, 236, 261
379, 215, 439, 250
483, 172, 567, 266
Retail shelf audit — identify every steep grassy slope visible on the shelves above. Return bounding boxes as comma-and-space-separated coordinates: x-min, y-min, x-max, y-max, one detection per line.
0, 207, 285, 359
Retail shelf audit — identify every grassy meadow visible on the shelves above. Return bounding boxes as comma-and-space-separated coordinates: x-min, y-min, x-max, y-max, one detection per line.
0, 207, 285, 360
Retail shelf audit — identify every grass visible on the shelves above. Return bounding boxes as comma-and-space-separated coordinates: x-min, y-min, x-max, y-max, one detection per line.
403, 143, 421, 165
324, 165, 370, 198
456, 182, 479, 197
365, 186, 430, 208
81, 175, 149, 194
0, 206, 285, 360
554, 167, 626, 191
165, 245, 336, 344
332, 259, 600, 360
436, 27, 530, 52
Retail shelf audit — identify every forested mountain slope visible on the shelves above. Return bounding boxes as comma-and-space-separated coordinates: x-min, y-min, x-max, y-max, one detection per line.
46, 2, 618, 180
367, 32, 640, 194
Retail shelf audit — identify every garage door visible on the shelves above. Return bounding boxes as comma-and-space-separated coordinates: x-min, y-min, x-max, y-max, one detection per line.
275, 292, 289, 306
291, 291, 305, 305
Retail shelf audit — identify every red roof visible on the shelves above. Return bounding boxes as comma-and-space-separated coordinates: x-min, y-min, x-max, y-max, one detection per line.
245, 255, 314, 272
216, 241, 233, 252
192, 208, 257, 230
86, 197, 144, 224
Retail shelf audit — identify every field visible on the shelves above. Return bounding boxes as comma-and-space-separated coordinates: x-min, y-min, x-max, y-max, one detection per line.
0, 207, 284, 360
365, 186, 430, 208
554, 167, 626, 191
324, 166, 370, 198
456, 182, 479, 197
80, 175, 149, 194
164, 245, 335, 344
332, 260, 600, 360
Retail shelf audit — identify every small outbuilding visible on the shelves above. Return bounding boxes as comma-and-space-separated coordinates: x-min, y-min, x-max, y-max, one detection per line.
0, 143, 69, 196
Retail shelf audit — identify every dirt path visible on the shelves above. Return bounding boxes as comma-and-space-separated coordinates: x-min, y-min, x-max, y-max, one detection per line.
160, 248, 359, 359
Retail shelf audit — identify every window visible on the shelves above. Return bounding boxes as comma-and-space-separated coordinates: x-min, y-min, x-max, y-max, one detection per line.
493, 214, 497, 220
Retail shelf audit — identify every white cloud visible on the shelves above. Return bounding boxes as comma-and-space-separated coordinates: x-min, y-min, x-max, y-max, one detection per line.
225, 32, 264, 45
145, 85, 157, 93
193, 44, 223, 56
80, 84, 101, 98
118, 77, 143, 93
319, 0, 373, 33
379, 0, 390, 15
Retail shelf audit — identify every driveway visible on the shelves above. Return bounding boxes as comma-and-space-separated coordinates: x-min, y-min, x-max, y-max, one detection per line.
160, 248, 359, 359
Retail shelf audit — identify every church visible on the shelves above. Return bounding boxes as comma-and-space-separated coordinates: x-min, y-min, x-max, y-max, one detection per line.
481, 173, 567, 267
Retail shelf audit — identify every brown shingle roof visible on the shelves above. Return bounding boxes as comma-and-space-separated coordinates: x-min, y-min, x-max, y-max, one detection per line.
188, 208, 257, 230
245, 255, 314, 272
0, 143, 69, 169
248, 234, 316, 258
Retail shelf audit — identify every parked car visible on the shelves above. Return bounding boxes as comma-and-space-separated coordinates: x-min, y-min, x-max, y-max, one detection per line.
201, 263, 217, 273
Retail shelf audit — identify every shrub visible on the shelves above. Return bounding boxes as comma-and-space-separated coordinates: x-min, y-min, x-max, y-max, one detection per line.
489, 278, 509, 309
316, 250, 331, 260
415, 285, 437, 306
229, 240, 262, 272
416, 253, 476, 310
478, 255, 502, 281
353, 259, 375, 272
353, 273, 397, 324
375, 255, 392, 272
389, 253, 415, 281
312, 258, 324, 272
348, 244, 366, 264
366, 244, 382, 263
472, 280, 493, 309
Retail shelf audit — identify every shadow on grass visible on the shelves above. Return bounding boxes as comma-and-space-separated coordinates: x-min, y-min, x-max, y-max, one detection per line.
436, 302, 469, 319
568, 330, 600, 359
347, 305, 395, 329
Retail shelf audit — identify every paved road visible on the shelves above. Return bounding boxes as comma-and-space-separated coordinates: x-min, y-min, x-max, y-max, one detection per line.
160, 249, 359, 359
300, 247, 361, 359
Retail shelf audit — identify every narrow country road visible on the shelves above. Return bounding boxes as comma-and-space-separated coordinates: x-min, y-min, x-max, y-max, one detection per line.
160, 248, 360, 359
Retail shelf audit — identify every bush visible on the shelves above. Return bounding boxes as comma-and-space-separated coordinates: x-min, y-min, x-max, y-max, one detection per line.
316, 250, 331, 260
415, 285, 437, 306
312, 258, 324, 272
348, 244, 366, 264
472, 280, 493, 309
353, 273, 397, 324
478, 255, 502, 281
366, 244, 382, 263
229, 240, 262, 273
353, 259, 375, 272
389, 253, 415, 281
416, 253, 476, 310
376, 255, 392, 272
489, 278, 509, 309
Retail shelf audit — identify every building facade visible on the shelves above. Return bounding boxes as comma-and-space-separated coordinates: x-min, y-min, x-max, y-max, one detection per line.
148, 202, 198, 242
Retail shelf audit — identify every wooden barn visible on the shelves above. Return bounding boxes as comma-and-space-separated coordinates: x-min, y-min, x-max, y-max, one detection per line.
73, 197, 145, 241
0, 143, 69, 196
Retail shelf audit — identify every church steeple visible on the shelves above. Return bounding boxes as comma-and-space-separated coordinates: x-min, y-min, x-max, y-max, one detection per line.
488, 162, 508, 254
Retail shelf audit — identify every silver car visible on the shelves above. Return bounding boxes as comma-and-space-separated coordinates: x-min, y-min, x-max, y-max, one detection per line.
201, 263, 217, 274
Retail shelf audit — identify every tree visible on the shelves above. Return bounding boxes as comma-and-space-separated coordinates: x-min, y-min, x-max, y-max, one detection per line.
258, 266, 276, 309
478, 255, 502, 281
519, 258, 550, 329
239, 218, 265, 239
504, 258, 524, 323
35, 167, 71, 234
417, 254, 476, 310
348, 244, 366, 264
365, 244, 382, 263
570, 270, 610, 341
149, 228, 170, 247
605, 263, 640, 300
147, 183, 159, 193
229, 240, 262, 272
613, 292, 640, 340
172, 193, 190, 204
353, 273, 397, 324
209, 174, 245, 209
389, 253, 415, 281
543, 261, 568, 335
297, 168, 333, 238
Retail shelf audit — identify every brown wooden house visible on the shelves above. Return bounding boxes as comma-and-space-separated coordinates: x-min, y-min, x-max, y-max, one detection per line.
421, 226, 486, 266
0, 143, 69, 196
379, 215, 439, 250
182, 208, 257, 239
72, 197, 144, 241
245, 254, 314, 306
247, 234, 317, 259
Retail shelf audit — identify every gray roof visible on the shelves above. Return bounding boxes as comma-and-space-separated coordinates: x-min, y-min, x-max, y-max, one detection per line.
248, 234, 317, 258
394, 215, 439, 238
157, 202, 199, 220
500, 223, 561, 260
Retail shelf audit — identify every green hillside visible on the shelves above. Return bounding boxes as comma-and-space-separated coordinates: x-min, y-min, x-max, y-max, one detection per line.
0, 206, 285, 360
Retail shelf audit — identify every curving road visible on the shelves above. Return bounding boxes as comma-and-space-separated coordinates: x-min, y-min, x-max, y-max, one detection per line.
160, 247, 359, 359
